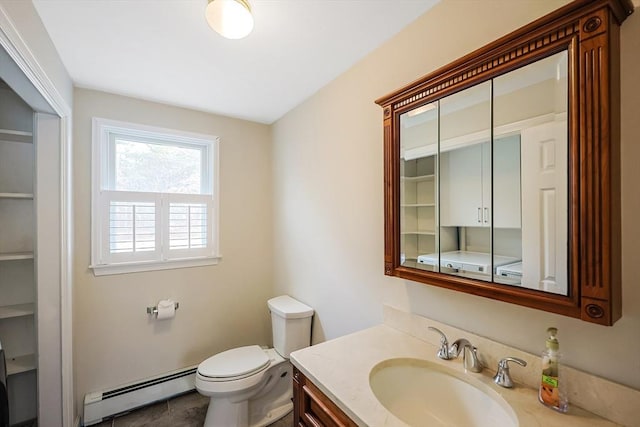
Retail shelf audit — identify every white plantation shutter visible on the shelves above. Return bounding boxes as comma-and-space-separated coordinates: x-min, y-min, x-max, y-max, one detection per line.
100, 191, 160, 263
99, 191, 215, 266
91, 118, 220, 275
165, 194, 213, 258
109, 201, 156, 253
169, 204, 207, 249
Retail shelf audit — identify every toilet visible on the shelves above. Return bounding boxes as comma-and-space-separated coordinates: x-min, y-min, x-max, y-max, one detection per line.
195, 295, 314, 427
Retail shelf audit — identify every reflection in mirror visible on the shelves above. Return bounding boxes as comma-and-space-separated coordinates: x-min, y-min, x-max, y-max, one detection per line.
493, 51, 568, 294
399, 103, 438, 271
398, 52, 568, 294
438, 81, 493, 281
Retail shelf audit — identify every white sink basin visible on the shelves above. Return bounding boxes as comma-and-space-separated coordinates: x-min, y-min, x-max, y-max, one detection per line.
369, 358, 518, 427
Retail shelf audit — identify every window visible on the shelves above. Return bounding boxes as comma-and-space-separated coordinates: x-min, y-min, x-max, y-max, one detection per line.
91, 118, 220, 275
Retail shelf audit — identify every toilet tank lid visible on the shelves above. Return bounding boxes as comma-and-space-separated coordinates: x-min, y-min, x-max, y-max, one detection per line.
268, 295, 314, 319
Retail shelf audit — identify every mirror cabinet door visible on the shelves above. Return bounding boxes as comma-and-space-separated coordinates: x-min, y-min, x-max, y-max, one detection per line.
401, 53, 569, 290
399, 103, 438, 271
379, 0, 632, 325
438, 81, 492, 281
493, 51, 569, 294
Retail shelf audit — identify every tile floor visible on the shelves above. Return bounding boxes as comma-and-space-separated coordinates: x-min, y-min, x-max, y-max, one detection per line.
93, 391, 293, 427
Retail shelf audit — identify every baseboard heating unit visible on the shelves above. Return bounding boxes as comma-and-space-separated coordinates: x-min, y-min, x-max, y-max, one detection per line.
83, 365, 197, 425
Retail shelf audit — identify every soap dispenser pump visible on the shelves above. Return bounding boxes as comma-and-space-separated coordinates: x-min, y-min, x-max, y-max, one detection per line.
538, 327, 568, 412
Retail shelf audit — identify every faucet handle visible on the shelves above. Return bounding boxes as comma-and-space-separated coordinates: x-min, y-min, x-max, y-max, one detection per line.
462, 345, 483, 373
428, 326, 451, 360
493, 357, 527, 388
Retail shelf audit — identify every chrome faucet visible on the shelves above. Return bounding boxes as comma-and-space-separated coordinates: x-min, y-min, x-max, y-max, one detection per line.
427, 327, 452, 360
428, 327, 482, 372
449, 338, 482, 373
493, 357, 527, 388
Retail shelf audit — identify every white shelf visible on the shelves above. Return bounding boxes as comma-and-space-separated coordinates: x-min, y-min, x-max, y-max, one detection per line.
0, 192, 33, 199
401, 174, 435, 182
6, 353, 36, 375
0, 303, 35, 320
0, 252, 34, 261
401, 231, 436, 235
401, 203, 435, 207
0, 128, 32, 144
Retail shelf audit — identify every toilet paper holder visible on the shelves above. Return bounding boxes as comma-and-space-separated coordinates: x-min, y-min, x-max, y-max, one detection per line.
146, 302, 179, 316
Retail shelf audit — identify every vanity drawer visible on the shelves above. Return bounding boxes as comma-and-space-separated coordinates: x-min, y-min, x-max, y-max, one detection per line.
293, 367, 357, 427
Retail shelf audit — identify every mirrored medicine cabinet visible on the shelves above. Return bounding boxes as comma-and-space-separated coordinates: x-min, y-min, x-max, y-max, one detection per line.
376, 0, 634, 325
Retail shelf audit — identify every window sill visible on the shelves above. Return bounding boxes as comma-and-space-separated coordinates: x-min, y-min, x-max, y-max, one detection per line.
89, 256, 221, 276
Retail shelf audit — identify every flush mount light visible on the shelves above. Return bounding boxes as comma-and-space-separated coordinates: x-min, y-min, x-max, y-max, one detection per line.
206, 0, 254, 40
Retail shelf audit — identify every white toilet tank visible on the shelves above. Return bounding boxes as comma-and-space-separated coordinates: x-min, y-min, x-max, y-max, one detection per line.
267, 295, 314, 358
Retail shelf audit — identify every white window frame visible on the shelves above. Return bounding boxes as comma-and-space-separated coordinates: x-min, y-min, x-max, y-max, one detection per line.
90, 117, 220, 276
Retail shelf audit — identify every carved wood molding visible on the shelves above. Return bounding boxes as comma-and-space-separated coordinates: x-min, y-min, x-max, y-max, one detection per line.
392, 22, 579, 112
376, 0, 633, 109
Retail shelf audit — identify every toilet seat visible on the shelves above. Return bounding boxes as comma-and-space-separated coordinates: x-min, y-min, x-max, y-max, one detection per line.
198, 345, 270, 382
196, 348, 286, 396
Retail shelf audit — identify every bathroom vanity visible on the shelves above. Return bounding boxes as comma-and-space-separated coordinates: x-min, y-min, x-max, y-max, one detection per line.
292, 367, 357, 427
289, 306, 638, 427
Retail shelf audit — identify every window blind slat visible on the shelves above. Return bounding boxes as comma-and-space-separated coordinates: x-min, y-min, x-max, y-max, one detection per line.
109, 201, 156, 254
169, 202, 208, 250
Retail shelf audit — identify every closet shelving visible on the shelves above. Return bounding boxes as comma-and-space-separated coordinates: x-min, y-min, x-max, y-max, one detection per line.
0, 128, 32, 144
0, 303, 35, 320
0, 193, 34, 199
6, 354, 36, 376
400, 157, 436, 265
0, 81, 38, 424
0, 252, 34, 261
1, 300, 37, 375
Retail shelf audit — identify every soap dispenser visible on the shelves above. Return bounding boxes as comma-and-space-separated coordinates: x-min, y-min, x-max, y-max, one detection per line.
538, 327, 568, 412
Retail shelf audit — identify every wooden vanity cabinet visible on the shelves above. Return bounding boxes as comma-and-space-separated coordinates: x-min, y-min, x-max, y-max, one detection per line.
293, 367, 358, 427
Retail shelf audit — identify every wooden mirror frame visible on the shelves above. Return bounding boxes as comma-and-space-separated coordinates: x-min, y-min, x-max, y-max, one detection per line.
376, 0, 634, 326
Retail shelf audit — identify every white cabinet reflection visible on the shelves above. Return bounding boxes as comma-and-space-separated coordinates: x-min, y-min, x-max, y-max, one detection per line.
399, 51, 568, 295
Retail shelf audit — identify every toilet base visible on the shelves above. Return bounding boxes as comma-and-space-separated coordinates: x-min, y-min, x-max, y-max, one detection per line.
202, 400, 291, 427
200, 356, 293, 427
249, 401, 292, 427
204, 398, 248, 427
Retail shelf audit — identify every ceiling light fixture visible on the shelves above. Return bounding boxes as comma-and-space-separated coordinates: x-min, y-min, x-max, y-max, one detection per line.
206, 0, 254, 40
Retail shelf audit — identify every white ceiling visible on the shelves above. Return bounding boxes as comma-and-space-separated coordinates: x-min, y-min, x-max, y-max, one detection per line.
33, 0, 439, 124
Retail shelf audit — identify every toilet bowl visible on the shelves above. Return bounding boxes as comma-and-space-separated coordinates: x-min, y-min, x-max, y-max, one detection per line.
196, 295, 314, 427
196, 346, 291, 427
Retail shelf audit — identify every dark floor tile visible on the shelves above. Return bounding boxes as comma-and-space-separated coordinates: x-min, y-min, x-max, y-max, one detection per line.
168, 391, 209, 414
268, 411, 294, 427
112, 400, 169, 427
168, 410, 206, 427
168, 400, 208, 426
99, 391, 293, 427
132, 416, 182, 427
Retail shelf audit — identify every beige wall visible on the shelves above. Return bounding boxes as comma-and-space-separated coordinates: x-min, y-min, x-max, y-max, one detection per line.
272, 0, 640, 391
73, 89, 274, 408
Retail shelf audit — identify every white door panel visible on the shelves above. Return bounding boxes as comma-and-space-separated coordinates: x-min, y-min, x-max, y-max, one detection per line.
521, 121, 567, 294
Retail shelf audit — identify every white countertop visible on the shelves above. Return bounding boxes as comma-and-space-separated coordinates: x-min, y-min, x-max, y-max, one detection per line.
290, 325, 618, 427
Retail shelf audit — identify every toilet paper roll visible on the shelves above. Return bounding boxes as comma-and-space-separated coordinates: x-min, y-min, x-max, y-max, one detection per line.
156, 299, 176, 320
